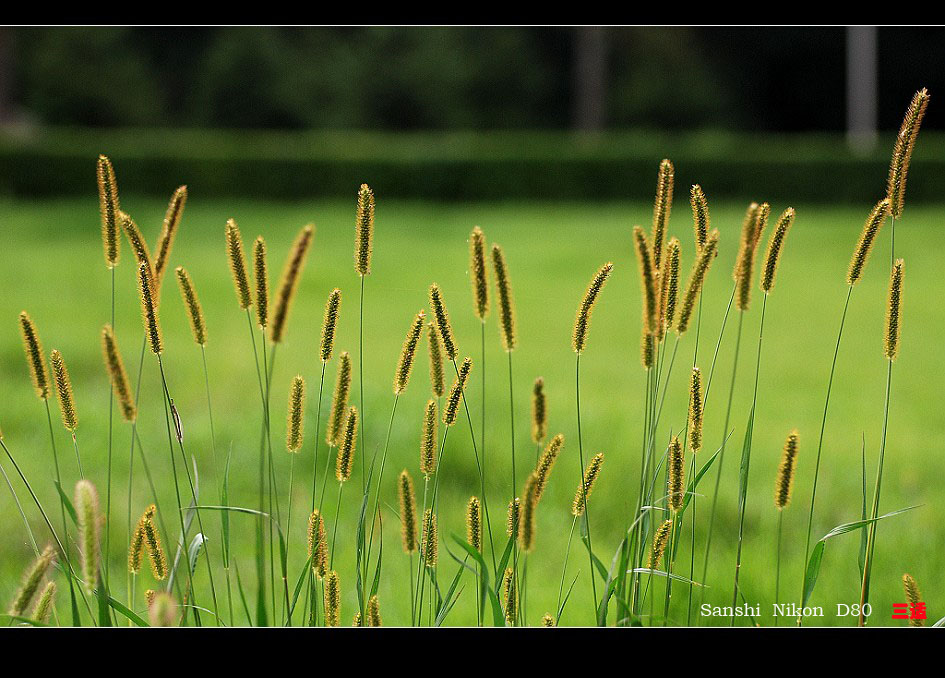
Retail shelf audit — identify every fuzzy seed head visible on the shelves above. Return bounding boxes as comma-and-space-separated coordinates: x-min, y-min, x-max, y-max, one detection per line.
466, 496, 482, 552
572, 453, 604, 516
142, 515, 167, 580
138, 264, 163, 355
541, 613, 555, 627
253, 236, 268, 329
175, 267, 207, 346
154, 186, 187, 289
518, 472, 540, 552
395, 310, 425, 394
420, 399, 438, 477
534, 433, 564, 502
503, 567, 517, 625
633, 225, 658, 336
887, 88, 930, 219
506, 497, 520, 538
429, 283, 458, 361
286, 375, 305, 452
271, 224, 314, 344
667, 436, 685, 512
661, 238, 681, 332
760, 208, 795, 293
735, 202, 769, 311
885, 259, 904, 361
8, 545, 56, 616
688, 368, 703, 453
573, 261, 614, 354
326, 352, 352, 447
647, 519, 673, 569
75, 479, 101, 595
335, 406, 358, 482
398, 470, 418, 554
31, 580, 56, 624
676, 229, 720, 335
128, 504, 155, 575
97, 155, 120, 268
367, 595, 382, 627
491, 244, 517, 352
652, 159, 674, 272
148, 591, 177, 627
307, 510, 328, 578
470, 226, 490, 320
902, 573, 923, 627
775, 431, 800, 510
427, 322, 445, 398
50, 350, 77, 432
690, 184, 710, 253
847, 199, 891, 286
19, 312, 49, 399
225, 219, 252, 310
421, 509, 437, 568
444, 357, 472, 426
320, 289, 341, 362
640, 328, 655, 370
531, 377, 547, 444
324, 571, 341, 626
355, 184, 374, 276
121, 213, 155, 291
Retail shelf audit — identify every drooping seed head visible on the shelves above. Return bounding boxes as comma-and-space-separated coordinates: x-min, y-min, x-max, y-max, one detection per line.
8, 545, 56, 616
271, 224, 314, 344
307, 509, 328, 578
661, 238, 681, 333
175, 267, 207, 346
97, 155, 120, 268
225, 219, 252, 310
531, 377, 547, 444
887, 88, 930, 219
902, 573, 923, 627
760, 208, 795, 293
518, 472, 540, 552
502, 567, 517, 625
466, 496, 482, 552
128, 504, 156, 575
253, 236, 268, 330
633, 225, 658, 336
688, 367, 703, 453
142, 515, 167, 581
121, 213, 155, 289
572, 453, 604, 516
640, 328, 654, 370
335, 406, 358, 482
148, 591, 177, 627
421, 509, 437, 568
367, 594, 382, 627
420, 399, 438, 477
652, 159, 674, 272
398, 470, 418, 554
573, 261, 614, 354
427, 322, 445, 398
735, 202, 769, 311
534, 433, 563, 502
50, 350, 77, 432
320, 289, 342, 363
31, 580, 56, 624
775, 430, 800, 510
19, 312, 49, 400
667, 436, 685, 512
154, 186, 187, 290
324, 570, 341, 626
429, 283, 458, 361
470, 226, 490, 320
647, 519, 673, 569
847, 199, 891, 286
676, 229, 720, 335
326, 352, 352, 447
286, 375, 305, 453
355, 183, 374, 276
395, 310, 425, 394
443, 357, 472, 426
507, 497, 521, 538
138, 264, 163, 355
885, 259, 904, 361
690, 184, 710, 253
74, 479, 101, 595
491, 244, 517, 352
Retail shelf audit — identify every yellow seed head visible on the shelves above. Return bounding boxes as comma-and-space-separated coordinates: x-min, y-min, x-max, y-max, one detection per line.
20, 311, 49, 399
271, 224, 314, 344
142, 515, 167, 581
320, 289, 342, 363
502, 567, 517, 625
355, 183, 374, 276
225, 219, 252, 310
573, 261, 614, 354
307, 509, 328, 578
661, 238, 681, 333
518, 472, 540, 552
667, 436, 685, 512
466, 496, 482, 552
633, 225, 658, 336
885, 259, 904, 361
50, 350, 77, 432
420, 399, 438, 477
8, 545, 56, 616
421, 509, 437, 568
253, 236, 268, 330
175, 267, 207, 346
398, 470, 418, 554
74, 479, 101, 595
286, 375, 305, 453
775, 430, 800, 510
429, 283, 458, 361
507, 497, 520, 538
640, 328, 654, 370
647, 519, 673, 569
335, 406, 358, 482
326, 352, 352, 447
572, 453, 604, 516
688, 367, 703, 453
128, 504, 155, 575
760, 208, 795, 293
444, 357, 472, 426
97, 155, 120, 268
121, 213, 155, 290
491, 244, 517, 352
690, 184, 710, 253
395, 310, 425, 395
427, 322, 446, 398
367, 594, 382, 627
138, 264, 163, 355
154, 185, 187, 289
676, 229, 720, 335
31, 580, 56, 624
652, 159, 674, 272
324, 571, 341, 626
534, 433, 564, 502
470, 226, 490, 320
531, 377, 547, 444
352, 612, 362, 627
887, 88, 930, 219
902, 573, 923, 627
541, 613, 555, 627
148, 591, 177, 627
847, 199, 891, 286
735, 202, 769, 311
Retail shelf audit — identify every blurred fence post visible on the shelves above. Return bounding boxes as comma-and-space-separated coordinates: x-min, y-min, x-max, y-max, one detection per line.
846, 26, 878, 155
573, 26, 607, 132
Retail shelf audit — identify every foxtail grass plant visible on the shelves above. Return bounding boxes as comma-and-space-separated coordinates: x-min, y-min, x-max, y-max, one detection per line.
773, 430, 798, 625
355, 184, 374, 492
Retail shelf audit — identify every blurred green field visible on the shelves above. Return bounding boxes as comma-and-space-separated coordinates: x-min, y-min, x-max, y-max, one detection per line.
0, 193, 942, 627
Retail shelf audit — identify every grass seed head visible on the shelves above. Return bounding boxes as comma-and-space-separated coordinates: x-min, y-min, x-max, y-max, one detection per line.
421, 399, 438, 477
640, 328, 655, 370
633, 226, 658, 336
253, 236, 268, 329
154, 185, 187, 289
690, 184, 710, 253
324, 571, 341, 626
760, 208, 795, 293
50, 350, 77, 432
648, 519, 673, 569
775, 430, 800, 510
128, 504, 156, 575
848, 199, 891, 286
138, 263, 163, 354
668, 436, 685, 512
429, 283, 458, 361
531, 377, 547, 444
466, 496, 482, 552
307, 509, 329, 578
121, 213, 155, 291
491, 243, 517, 352
427, 322, 446, 398
398, 470, 418, 554
507, 497, 521, 538
534, 433, 564, 502
395, 310, 425, 394
676, 229, 720, 335
902, 573, 923, 627
887, 88, 930, 219
885, 259, 905, 361
148, 591, 177, 627
503, 567, 517, 625
175, 267, 207, 346
326, 352, 352, 447
8, 545, 56, 616
470, 226, 490, 320
75, 479, 101, 595
286, 375, 305, 452
355, 183, 374, 276
661, 238, 681, 333
688, 367, 703, 453
19, 311, 49, 400
518, 472, 540, 552
573, 261, 614, 354
572, 452, 604, 516
31, 580, 56, 624
320, 289, 342, 362
541, 613, 555, 627
652, 159, 674, 271
270, 224, 314, 344
421, 509, 438, 568
97, 155, 120, 268
335, 406, 359, 482
142, 516, 167, 580
735, 202, 769, 311
444, 357, 472, 426
367, 594, 382, 627
225, 219, 253, 310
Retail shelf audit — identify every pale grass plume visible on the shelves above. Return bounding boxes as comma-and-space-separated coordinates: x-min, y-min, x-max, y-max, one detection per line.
50, 350, 78, 432
270, 224, 315, 344
175, 267, 207, 346
8, 545, 56, 616
31, 581, 56, 624
573, 261, 614, 354
75, 479, 101, 595
887, 88, 930, 219
148, 591, 177, 627
97, 155, 120, 268
902, 573, 923, 627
